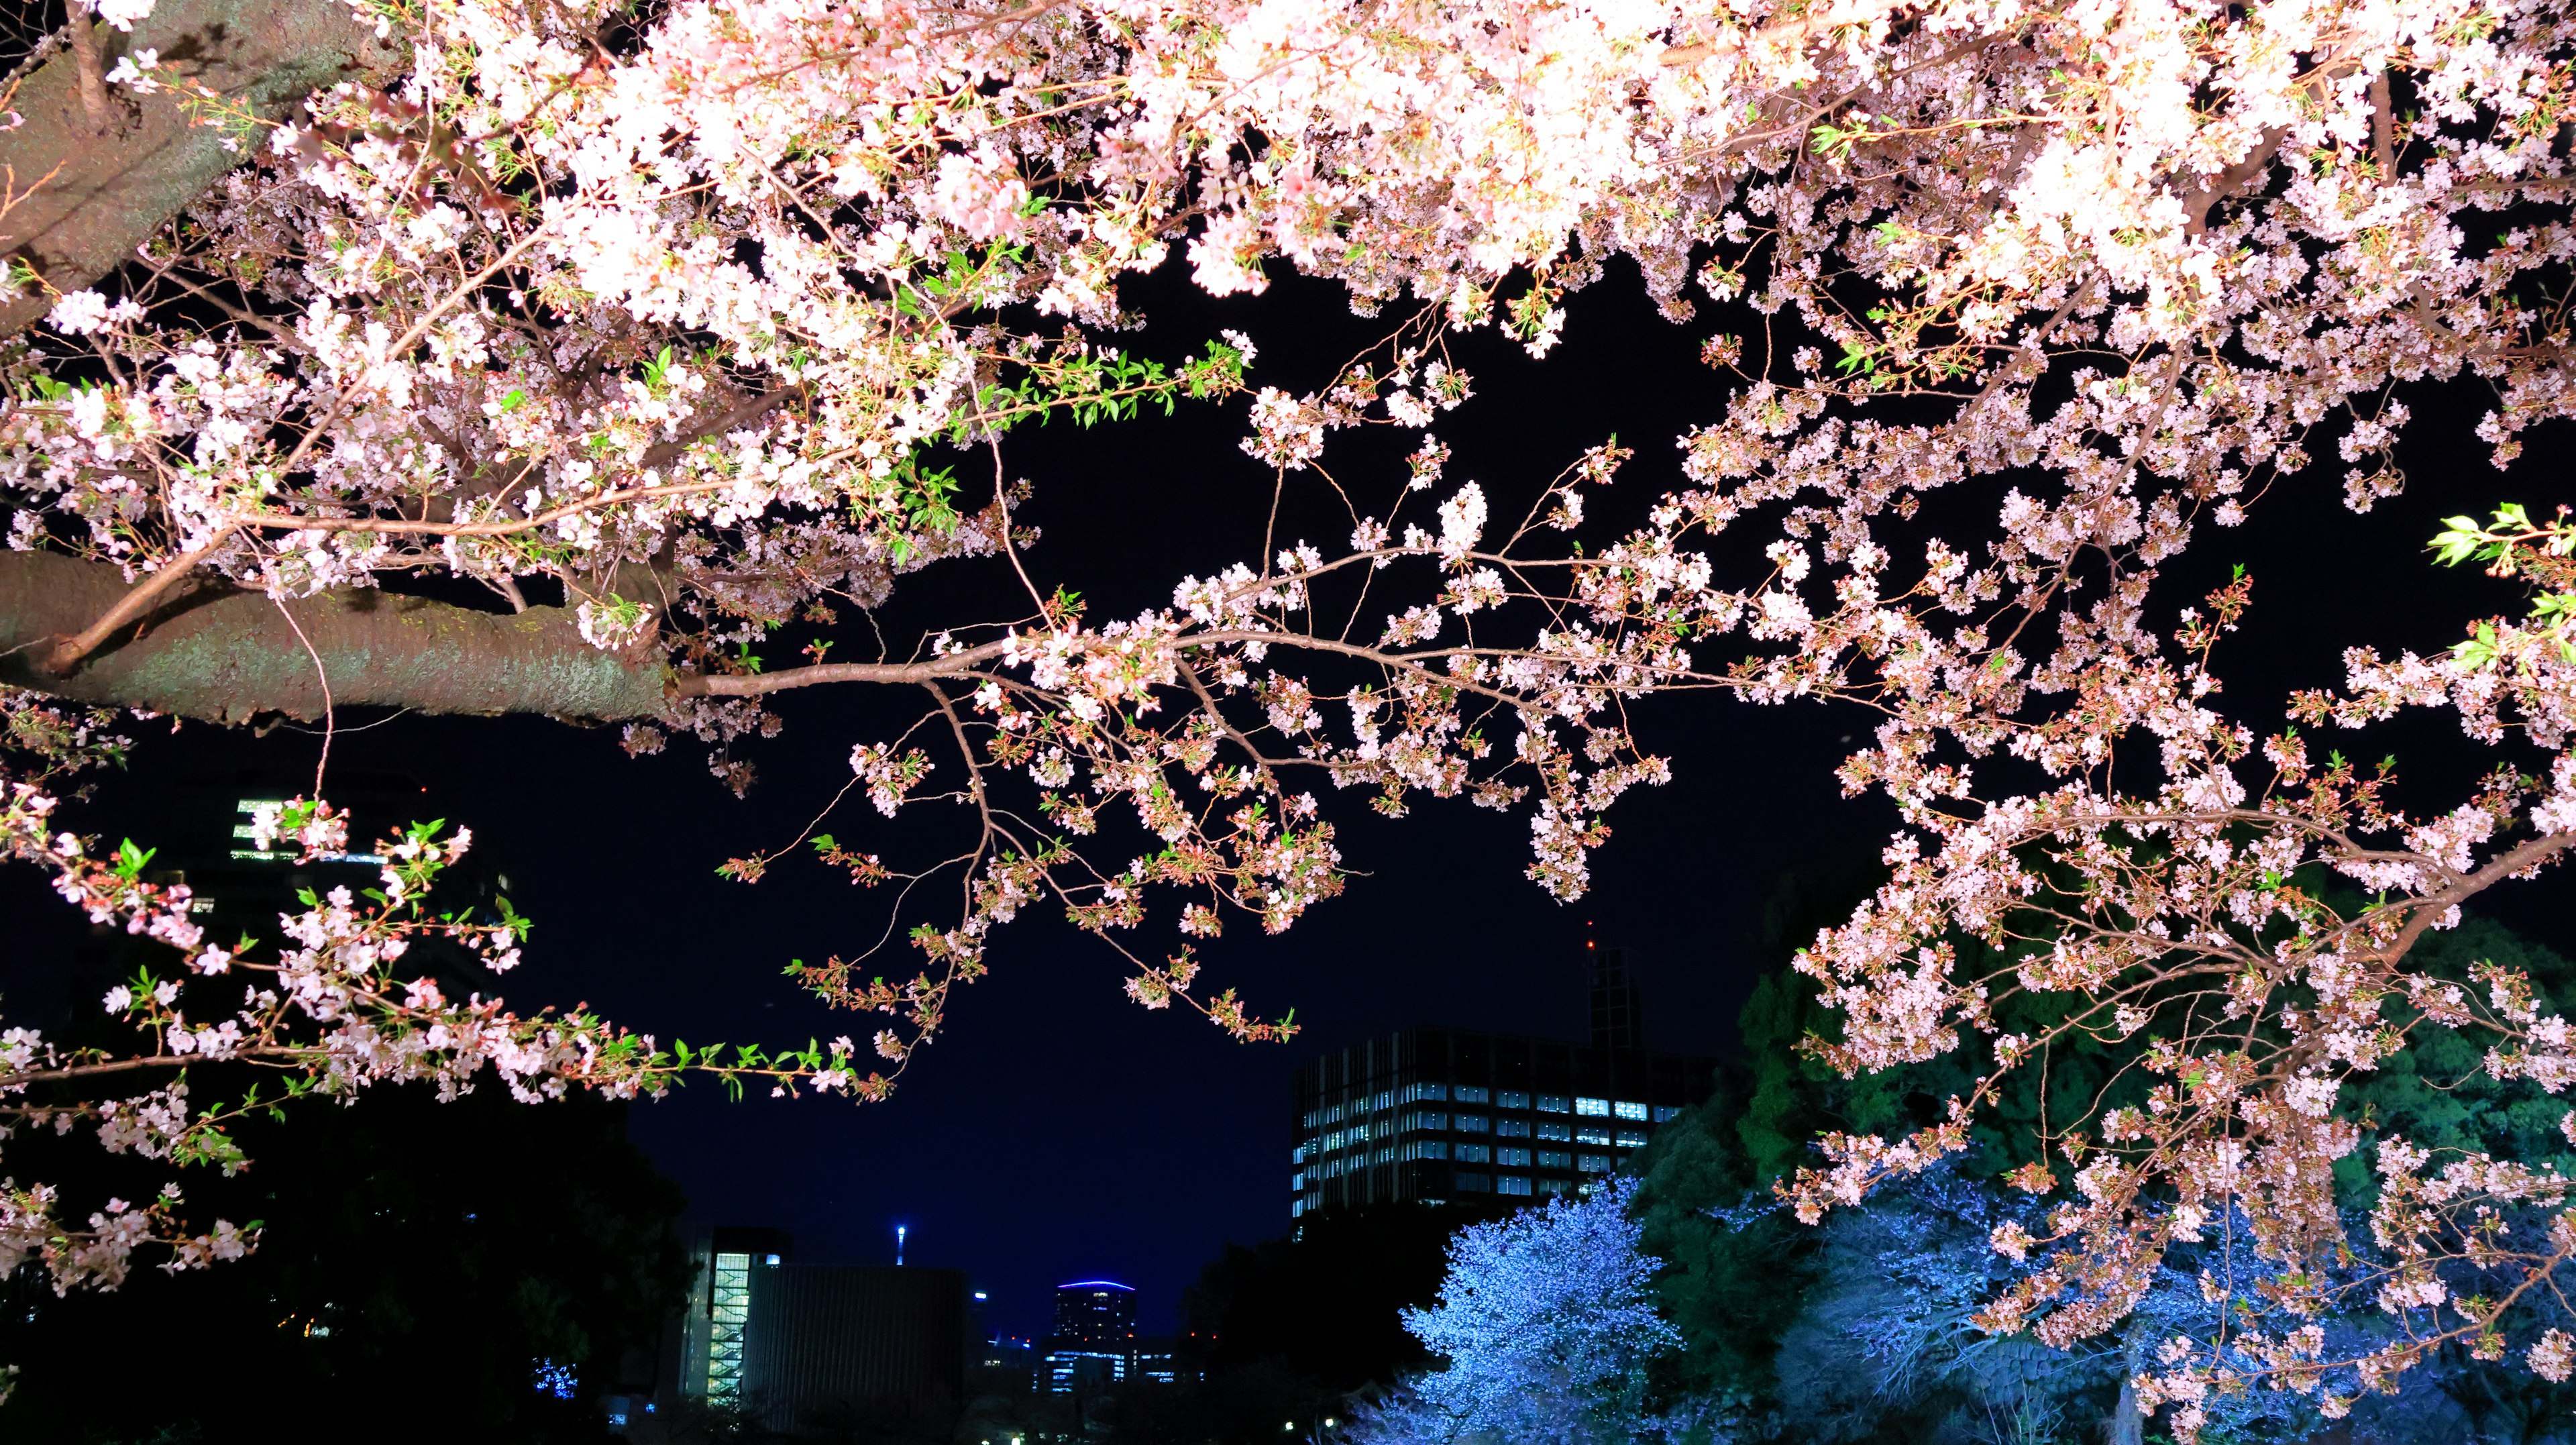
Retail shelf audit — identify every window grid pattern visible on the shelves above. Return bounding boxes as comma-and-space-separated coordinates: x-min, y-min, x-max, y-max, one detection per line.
1290, 1027, 1723, 1218
707, 1252, 751, 1405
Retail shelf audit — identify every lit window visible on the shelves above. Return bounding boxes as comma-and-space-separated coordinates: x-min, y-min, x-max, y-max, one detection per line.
1497, 1177, 1533, 1196
1405, 1110, 1448, 1132
1454, 1114, 1490, 1133
1291, 1173, 1305, 1190
1537, 1121, 1571, 1142
1575, 1096, 1610, 1116
1497, 1090, 1530, 1109
1454, 1172, 1493, 1193
1291, 1200, 1305, 1218
1578, 1154, 1613, 1173
1403, 1081, 1449, 1103
1454, 1085, 1491, 1104
1652, 1106, 1682, 1123
1404, 1140, 1450, 1161
1538, 1150, 1574, 1169
1374, 1146, 1396, 1165
1536, 1094, 1569, 1114
1495, 1119, 1531, 1138
708, 1252, 751, 1405
1577, 1126, 1613, 1146
1497, 1147, 1532, 1167
1615, 1129, 1649, 1148
1455, 1144, 1491, 1163
1293, 1144, 1307, 1163
1375, 1091, 1395, 1112
1613, 1100, 1649, 1121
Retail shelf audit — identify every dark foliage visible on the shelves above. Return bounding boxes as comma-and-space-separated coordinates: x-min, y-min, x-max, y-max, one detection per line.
1182, 1203, 1464, 1394
0, 1085, 690, 1445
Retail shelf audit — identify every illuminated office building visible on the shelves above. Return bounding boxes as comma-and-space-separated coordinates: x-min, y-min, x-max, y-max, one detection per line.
1289, 945, 1717, 1217
1042, 1281, 1137, 1393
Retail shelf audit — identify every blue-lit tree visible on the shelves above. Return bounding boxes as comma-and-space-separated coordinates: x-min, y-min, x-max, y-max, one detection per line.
1350, 1179, 1685, 1445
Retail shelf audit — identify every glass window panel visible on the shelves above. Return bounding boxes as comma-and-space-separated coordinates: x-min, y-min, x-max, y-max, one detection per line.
1454, 1114, 1491, 1133
1498, 1177, 1533, 1196
1497, 1147, 1533, 1167
1537, 1121, 1571, 1142
1455, 1144, 1491, 1163
1454, 1085, 1491, 1104
1536, 1095, 1570, 1114
1613, 1100, 1649, 1120
1575, 1096, 1610, 1116
1497, 1090, 1530, 1109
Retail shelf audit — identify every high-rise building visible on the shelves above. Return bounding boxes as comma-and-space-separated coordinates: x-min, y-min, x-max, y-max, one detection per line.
1042, 1281, 1137, 1393
1288, 943, 1717, 1217
674, 1230, 968, 1432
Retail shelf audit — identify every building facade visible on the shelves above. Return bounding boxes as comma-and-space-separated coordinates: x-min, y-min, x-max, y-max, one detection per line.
674, 1230, 967, 1432
1042, 1281, 1137, 1393
1289, 946, 1717, 1217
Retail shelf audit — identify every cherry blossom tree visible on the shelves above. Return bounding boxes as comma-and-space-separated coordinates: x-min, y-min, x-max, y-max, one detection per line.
1351, 1178, 1684, 1445
0, 0, 2570, 1429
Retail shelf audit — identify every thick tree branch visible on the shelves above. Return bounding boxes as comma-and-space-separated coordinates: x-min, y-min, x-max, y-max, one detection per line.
38, 523, 239, 675
0, 549, 667, 722
0, 0, 395, 337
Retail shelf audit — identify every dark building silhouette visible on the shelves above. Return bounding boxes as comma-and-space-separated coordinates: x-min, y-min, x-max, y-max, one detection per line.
745, 1265, 967, 1430
1289, 939, 1717, 1216
1588, 943, 1645, 1049
670, 1229, 967, 1432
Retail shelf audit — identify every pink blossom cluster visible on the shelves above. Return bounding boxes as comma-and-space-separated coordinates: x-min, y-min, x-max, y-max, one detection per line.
0, 0, 2571, 1424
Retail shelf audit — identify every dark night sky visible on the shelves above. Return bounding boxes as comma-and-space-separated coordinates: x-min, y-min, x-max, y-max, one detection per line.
3, 258, 2569, 1340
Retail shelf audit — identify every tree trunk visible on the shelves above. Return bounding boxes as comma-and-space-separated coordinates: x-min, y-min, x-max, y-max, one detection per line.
2104, 1318, 2145, 1445
0, 0, 396, 336
0, 549, 669, 722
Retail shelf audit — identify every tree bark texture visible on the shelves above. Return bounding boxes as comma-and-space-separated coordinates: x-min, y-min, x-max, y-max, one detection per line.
0, 0, 396, 336
0, 549, 669, 722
